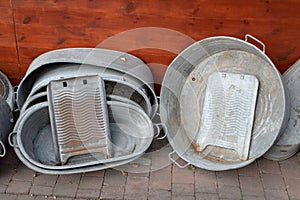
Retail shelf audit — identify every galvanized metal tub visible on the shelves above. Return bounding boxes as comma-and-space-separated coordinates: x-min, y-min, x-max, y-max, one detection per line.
0, 96, 13, 157
264, 59, 300, 160
0, 71, 14, 110
160, 36, 288, 170
24, 64, 152, 116
20, 92, 47, 114
0, 71, 14, 157
17, 48, 158, 116
10, 101, 154, 172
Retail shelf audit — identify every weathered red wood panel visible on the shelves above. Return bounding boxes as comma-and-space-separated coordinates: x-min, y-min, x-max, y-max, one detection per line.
0, 3, 19, 83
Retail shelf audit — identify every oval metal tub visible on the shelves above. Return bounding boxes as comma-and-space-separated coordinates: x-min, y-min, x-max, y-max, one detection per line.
10, 101, 154, 172
19, 63, 155, 118
160, 36, 288, 170
264, 59, 300, 160
17, 48, 158, 116
27, 64, 152, 116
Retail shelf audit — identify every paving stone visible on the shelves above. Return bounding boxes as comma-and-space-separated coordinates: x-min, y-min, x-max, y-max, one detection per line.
264, 189, 289, 200
238, 161, 260, 177
83, 170, 105, 177
51, 198, 73, 200
16, 195, 35, 200
195, 168, 216, 175
195, 193, 219, 200
261, 174, 285, 190
216, 170, 239, 186
33, 197, 47, 200
100, 185, 124, 200
279, 156, 300, 179
29, 185, 52, 196
6, 181, 31, 195
0, 193, 17, 200
172, 164, 194, 184
218, 185, 241, 199
242, 196, 266, 200
148, 189, 171, 200
124, 176, 149, 195
33, 174, 58, 187
103, 169, 126, 186
149, 166, 171, 191
284, 177, 300, 199
172, 183, 194, 196
124, 193, 148, 200
56, 174, 81, 184
195, 173, 217, 194
172, 195, 195, 200
0, 183, 7, 193
239, 176, 264, 197
12, 165, 35, 182
76, 188, 100, 199
257, 158, 281, 174
53, 182, 78, 198
0, 164, 16, 185
78, 176, 103, 189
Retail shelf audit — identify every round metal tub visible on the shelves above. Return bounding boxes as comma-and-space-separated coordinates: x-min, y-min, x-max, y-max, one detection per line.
160, 36, 288, 170
10, 101, 154, 172
17, 48, 158, 116
264, 59, 300, 160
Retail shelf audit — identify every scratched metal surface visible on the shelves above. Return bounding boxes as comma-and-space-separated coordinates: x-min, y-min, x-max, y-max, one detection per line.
160, 36, 288, 170
48, 75, 112, 165
16, 48, 157, 116
264, 59, 300, 160
196, 72, 259, 162
11, 101, 154, 173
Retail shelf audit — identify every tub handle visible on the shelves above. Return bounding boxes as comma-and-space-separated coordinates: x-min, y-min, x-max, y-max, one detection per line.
168, 151, 190, 169
245, 34, 266, 53
8, 132, 18, 148
154, 123, 168, 140
0, 141, 6, 157
13, 85, 20, 112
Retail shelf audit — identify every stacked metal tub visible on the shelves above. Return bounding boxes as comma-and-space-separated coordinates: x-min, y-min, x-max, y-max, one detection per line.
10, 48, 157, 174
0, 71, 14, 157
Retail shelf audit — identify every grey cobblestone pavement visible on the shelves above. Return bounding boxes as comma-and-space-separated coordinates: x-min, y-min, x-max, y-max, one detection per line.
0, 148, 300, 200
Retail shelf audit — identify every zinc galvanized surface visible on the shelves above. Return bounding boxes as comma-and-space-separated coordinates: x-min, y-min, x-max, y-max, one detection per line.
264, 59, 300, 160
17, 48, 157, 115
47, 75, 112, 165
11, 101, 154, 172
160, 36, 288, 170
196, 72, 259, 162
22, 63, 153, 117
0, 71, 14, 111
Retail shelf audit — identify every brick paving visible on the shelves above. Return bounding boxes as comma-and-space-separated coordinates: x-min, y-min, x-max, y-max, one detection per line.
0, 148, 299, 200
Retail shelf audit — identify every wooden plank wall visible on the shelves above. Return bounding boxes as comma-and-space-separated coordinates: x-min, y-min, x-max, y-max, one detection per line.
0, 0, 299, 91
